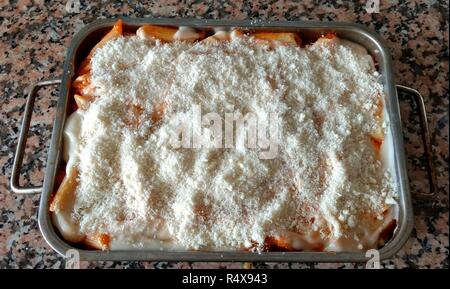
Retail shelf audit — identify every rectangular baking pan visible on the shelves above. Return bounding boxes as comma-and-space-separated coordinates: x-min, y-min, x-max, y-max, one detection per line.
12, 18, 416, 262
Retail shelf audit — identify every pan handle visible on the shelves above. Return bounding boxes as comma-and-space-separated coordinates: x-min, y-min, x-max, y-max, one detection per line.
396, 84, 436, 196
10, 79, 61, 194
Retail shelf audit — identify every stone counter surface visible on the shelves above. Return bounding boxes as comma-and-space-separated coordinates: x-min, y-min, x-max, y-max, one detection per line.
0, 1, 448, 269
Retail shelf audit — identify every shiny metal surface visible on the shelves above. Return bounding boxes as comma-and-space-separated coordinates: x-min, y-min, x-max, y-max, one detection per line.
10, 79, 61, 194
396, 85, 436, 197
28, 18, 415, 262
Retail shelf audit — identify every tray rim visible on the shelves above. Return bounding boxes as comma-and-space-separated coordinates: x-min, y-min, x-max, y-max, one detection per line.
38, 17, 414, 262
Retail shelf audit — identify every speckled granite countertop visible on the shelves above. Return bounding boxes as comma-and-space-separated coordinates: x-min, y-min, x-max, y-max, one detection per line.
0, 1, 448, 269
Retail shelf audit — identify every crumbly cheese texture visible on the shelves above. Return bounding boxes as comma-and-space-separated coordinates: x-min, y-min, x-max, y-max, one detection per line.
68, 35, 396, 251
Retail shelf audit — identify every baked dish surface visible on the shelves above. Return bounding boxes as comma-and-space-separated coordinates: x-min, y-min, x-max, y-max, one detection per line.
50, 20, 398, 252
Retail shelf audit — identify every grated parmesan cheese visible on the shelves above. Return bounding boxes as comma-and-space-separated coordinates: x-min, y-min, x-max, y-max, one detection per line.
64, 34, 396, 251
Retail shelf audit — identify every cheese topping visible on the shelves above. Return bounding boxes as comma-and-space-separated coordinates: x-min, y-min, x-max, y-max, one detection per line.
61, 34, 397, 251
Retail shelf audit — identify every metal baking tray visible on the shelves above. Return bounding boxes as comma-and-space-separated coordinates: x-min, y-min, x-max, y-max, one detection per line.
11, 18, 434, 262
